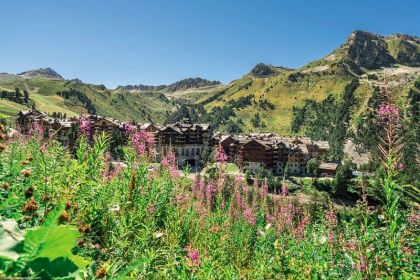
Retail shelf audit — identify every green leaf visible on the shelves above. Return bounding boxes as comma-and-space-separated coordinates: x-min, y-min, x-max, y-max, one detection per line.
0, 219, 24, 261
43, 205, 65, 227
24, 225, 79, 261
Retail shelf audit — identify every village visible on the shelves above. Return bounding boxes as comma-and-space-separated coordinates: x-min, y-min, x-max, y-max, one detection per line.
16, 109, 340, 178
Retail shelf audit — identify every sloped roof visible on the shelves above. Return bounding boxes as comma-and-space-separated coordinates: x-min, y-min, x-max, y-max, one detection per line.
319, 162, 339, 171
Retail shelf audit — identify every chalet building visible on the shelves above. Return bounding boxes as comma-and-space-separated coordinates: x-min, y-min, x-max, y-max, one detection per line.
237, 138, 278, 172
87, 115, 125, 138
156, 117, 212, 170
319, 162, 340, 177
16, 110, 47, 132
15, 110, 330, 175
212, 133, 330, 176
138, 123, 160, 144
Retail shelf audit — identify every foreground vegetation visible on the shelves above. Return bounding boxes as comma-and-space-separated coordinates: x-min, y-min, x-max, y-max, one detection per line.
0, 97, 419, 279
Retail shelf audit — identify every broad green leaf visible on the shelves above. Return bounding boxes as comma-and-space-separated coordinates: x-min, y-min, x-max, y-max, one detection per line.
0, 219, 24, 261
24, 225, 79, 261
43, 205, 65, 227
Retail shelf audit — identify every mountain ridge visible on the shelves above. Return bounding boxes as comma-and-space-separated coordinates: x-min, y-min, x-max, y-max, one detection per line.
1, 30, 419, 135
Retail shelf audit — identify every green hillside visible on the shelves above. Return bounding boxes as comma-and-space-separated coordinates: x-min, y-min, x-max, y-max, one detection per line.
0, 73, 175, 123
179, 31, 420, 134
1, 31, 418, 133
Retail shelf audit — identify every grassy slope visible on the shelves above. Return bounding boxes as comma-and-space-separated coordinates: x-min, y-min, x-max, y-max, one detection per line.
0, 100, 29, 118
190, 34, 419, 134
0, 75, 174, 123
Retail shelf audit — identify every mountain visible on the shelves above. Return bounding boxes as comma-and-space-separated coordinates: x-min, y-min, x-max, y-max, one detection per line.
165, 78, 221, 92
250, 63, 293, 77
181, 31, 419, 134
1, 30, 419, 135
0, 71, 175, 123
117, 77, 221, 93
115, 84, 167, 92
17, 67, 64, 79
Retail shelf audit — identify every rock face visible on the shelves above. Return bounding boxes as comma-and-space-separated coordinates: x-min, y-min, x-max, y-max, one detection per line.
343, 31, 395, 69
389, 34, 420, 67
340, 31, 420, 69
18, 67, 63, 79
250, 63, 276, 76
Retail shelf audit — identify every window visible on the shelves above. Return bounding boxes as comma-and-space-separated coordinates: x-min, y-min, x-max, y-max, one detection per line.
191, 148, 195, 155
182, 148, 184, 156
196, 148, 200, 155
186, 149, 189, 156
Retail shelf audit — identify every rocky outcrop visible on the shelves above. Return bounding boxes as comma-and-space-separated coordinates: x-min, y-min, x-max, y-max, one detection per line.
250, 63, 276, 76
388, 34, 420, 66
18, 68, 63, 79
338, 31, 420, 70
342, 31, 395, 69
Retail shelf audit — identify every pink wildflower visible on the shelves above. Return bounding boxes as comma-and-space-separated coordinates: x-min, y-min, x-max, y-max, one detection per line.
407, 212, 420, 225
266, 213, 275, 224
131, 130, 148, 155
295, 213, 310, 239
243, 208, 256, 225
253, 178, 259, 189
206, 183, 216, 207
79, 115, 92, 138
215, 144, 227, 163
29, 121, 44, 140
378, 103, 401, 125
184, 245, 201, 270
123, 122, 136, 136
260, 180, 268, 196
161, 150, 179, 178
326, 206, 337, 245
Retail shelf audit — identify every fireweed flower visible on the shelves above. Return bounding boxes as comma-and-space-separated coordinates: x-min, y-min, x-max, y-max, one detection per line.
407, 212, 420, 226
215, 145, 228, 163
206, 182, 216, 207
325, 206, 338, 245
79, 115, 92, 138
161, 150, 180, 178
131, 130, 149, 156
123, 122, 136, 136
184, 245, 201, 270
243, 208, 256, 225
29, 121, 44, 140
260, 180, 268, 196
378, 103, 401, 125
295, 212, 310, 239
277, 203, 294, 233
266, 213, 275, 224
253, 178, 259, 189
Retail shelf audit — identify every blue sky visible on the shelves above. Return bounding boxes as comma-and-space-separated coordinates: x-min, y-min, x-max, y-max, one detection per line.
0, 0, 419, 88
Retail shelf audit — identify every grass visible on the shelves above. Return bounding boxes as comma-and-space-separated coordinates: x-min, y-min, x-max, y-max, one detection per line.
0, 75, 175, 123
0, 130, 417, 279
0, 99, 30, 118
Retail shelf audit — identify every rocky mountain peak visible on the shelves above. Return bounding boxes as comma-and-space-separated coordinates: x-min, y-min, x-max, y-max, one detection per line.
250, 63, 276, 76
18, 67, 63, 79
342, 30, 395, 69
